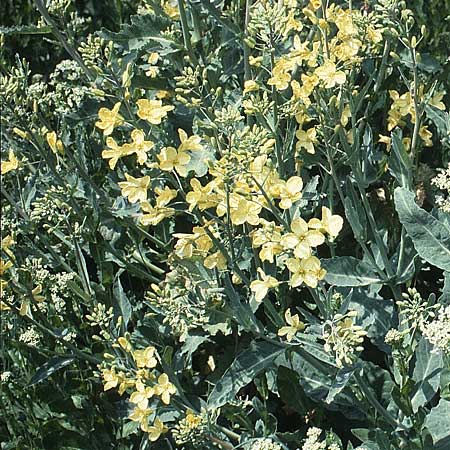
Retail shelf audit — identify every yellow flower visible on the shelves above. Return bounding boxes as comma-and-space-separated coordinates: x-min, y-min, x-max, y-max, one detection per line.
367, 25, 383, 44
102, 137, 126, 170
217, 193, 262, 226
203, 250, 227, 270
137, 99, 174, 124
129, 402, 153, 430
1, 150, 19, 175
177, 128, 203, 152
278, 309, 305, 341
186, 179, 218, 211
286, 255, 326, 288
130, 380, 155, 410
133, 346, 158, 368
251, 221, 284, 263
278, 176, 303, 209
46, 131, 65, 155
1, 235, 14, 259
268, 58, 293, 91
155, 186, 177, 207
95, 102, 123, 136
308, 207, 344, 239
140, 201, 175, 226
118, 174, 150, 203
32, 284, 45, 303
378, 134, 392, 151
429, 91, 446, 110
118, 336, 132, 352
157, 146, 190, 176
281, 217, 325, 258
0, 260, 13, 276
419, 126, 433, 147
154, 373, 176, 405
295, 127, 317, 154
144, 418, 168, 441
126, 129, 155, 165
250, 268, 279, 303
315, 61, 346, 88
243, 80, 259, 95
102, 367, 122, 391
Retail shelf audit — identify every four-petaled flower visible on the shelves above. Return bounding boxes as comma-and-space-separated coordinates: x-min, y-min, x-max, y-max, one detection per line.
95, 102, 124, 136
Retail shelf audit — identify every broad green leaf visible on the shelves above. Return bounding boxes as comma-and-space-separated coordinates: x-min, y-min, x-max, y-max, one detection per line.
411, 338, 443, 412
322, 256, 383, 286
326, 365, 358, 404
277, 366, 311, 414
207, 341, 285, 409
113, 275, 132, 328
388, 129, 412, 189
425, 399, 450, 445
0, 25, 52, 35
99, 14, 179, 55
30, 357, 75, 386
394, 187, 450, 271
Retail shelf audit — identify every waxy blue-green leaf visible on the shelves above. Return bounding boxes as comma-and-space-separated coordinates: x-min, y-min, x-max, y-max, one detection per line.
207, 341, 285, 409
425, 399, 450, 445
322, 256, 383, 286
30, 357, 75, 386
411, 338, 443, 412
394, 187, 450, 271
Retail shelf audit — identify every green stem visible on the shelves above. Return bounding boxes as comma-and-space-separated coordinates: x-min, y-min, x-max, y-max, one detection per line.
355, 372, 406, 431
3, 298, 101, 365
33, 0, 94, 80
177, 0, 199, 66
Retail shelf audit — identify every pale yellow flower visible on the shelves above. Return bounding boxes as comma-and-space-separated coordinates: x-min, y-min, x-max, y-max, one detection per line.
154, 373, 176, 405
286, 255, 326, 288
95, 102, 123, 136
140, 201, 175, 226
315, 61, 346, 88
157, 146, 190, 176
46, 131, 64, 155
308, 207, 344, 239
137, 99, 174, 124
119, 174, 150, 203
250, 268, 279, 303
278, 309, 305, 341
144, 418, 168, 441
155, 186, 177, 207
133, 346, 157, 369
1, 150, 19, 175
281, 217, 325, 258
295, 127, 317, 154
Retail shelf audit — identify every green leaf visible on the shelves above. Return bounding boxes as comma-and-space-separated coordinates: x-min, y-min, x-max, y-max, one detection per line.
207, 341, 285, 409
326, 365, 358, 404
394, 187, 450, 271
388, 129, 412, 189
277, 366, 311, 415
99, 14, 179, 55
0, 25, 52, 35
322, 256, 383, 286
425, 399, 450, 445
113, 275, 132, 328
344, 178, 367, 242
30, 357, 75, 386
411, 338, 443, 412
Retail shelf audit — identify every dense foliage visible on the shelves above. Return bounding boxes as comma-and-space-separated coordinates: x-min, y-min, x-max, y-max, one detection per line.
1, 1, 450, 449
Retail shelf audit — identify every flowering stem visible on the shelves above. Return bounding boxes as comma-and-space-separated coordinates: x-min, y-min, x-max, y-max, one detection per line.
33, 0, 94, 81
2, 298, 101, 365
243, 0, 252, 83
409, 46, 423, 168
177, 0, 199, 67
355, 372, 407, 431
